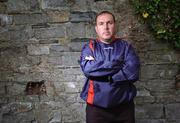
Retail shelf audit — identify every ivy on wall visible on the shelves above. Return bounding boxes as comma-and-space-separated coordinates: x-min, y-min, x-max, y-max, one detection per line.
130, 0, 180, 49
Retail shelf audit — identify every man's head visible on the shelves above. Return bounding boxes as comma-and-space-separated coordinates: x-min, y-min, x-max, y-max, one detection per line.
95, 11, 116, 43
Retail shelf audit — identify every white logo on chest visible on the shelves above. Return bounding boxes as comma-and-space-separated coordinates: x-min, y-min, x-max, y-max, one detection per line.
103, 47, 113, 50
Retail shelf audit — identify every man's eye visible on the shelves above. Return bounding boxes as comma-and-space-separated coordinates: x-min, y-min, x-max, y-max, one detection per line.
99, 22, 104, 25
109, 21, 113, 24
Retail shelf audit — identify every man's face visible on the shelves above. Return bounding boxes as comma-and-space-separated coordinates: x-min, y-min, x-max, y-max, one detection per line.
95, 13, 115, 42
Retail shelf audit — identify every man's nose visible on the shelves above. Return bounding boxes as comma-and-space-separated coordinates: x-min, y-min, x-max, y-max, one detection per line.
105, 23, 109, 30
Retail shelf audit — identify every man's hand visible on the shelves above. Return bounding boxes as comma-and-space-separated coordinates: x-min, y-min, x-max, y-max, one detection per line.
85, 55, 95, 61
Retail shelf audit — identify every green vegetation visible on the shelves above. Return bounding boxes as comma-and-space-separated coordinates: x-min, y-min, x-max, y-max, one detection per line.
130, 0, 180, 49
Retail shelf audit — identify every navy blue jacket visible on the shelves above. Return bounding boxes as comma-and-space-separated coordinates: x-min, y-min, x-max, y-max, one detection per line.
80, 38, 140, 108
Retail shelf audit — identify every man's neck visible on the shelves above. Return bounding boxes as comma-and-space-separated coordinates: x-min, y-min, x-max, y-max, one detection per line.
99, 38, 114, 44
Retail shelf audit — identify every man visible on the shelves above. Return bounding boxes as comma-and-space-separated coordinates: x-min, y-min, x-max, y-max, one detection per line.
79, 11, 140, 123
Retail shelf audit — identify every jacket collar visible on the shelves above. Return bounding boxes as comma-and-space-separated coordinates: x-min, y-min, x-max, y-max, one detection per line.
96, 35, 117, 44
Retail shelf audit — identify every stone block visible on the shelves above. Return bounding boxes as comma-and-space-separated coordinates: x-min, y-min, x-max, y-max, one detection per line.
42, 70, 63, 82
85, 23, 97, 38
76, 75, 86, 83
30, 0, 40, 11
62, 74, 77, 82
77, 94, 85, 103
63, 68, 82, 75
91, 0, 113, 12
13, 13, 48, 25
62, 52, 81, 66
1, 102, 33, 114
141, 64, 178, 79
50, 44, 69, 52
17, 65, 30, 73
6, 0, 40, 13
0, 97, 8, 104
145, 51, 179, 64
0, 14, 12, 26
11, 72, 43, 82
71, 38, 90, 42
144, 79, 175, 93
32, 23, 50, 29
136, 88, 151, 97
1, 104, 35, 123
34, 102, 55, 123
166, 103, 180, 119
6, 0, 39, 13
43, 101, 64, 109
49, 110, 62, 123
136, 119, 166, 123
6, 0, 31, 13
135, 42, 149, 52
161, 54, 174, 63
26, 56, 41, 66
135, 96, 155, 104
0, 3, 6, 13
68, 42, 84, 52
64, 82, 79, 93
113, 0, 131, 13
47, 10, 70, 23
70, 11, 96, 22
154, 95, 179, 104
135, 104, 164, 119
41, 0, 73, 10
141, 65, 158, 79
0, 25, 32, 41
39, 39, 59, 44
159, 64, 179, 79
147, 41, 170, 51
47, 56, 62, 65
19, 96, 40, 103
60, 93, 77, 104
61, 102, 83, 122
66, 23, 86, 39
70, 38, 89, 51
53, 82, 65, 92
0, 0, 8, 2
70, 0, 92, 12
62, 103, 85, 122
27, 45, 49, 55
6, 82, 26, 96
34, 25, 65, 39
0, 83, 6, 95
166, 120, 180, 123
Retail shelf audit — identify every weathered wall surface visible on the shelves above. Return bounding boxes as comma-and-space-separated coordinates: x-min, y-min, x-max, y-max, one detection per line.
0, 0, 180, 123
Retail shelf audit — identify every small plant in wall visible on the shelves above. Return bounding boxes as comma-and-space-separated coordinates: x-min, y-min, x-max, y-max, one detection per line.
130, 0, 180, 89
130, 0, 180, 50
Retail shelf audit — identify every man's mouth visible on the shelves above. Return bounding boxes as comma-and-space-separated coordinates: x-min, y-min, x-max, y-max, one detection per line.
104, 32, 111, 36
104, 32, 110, 34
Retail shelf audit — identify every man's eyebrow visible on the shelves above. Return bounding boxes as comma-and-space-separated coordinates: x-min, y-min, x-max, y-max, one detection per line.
97, 21, 104, 24
98, 20, 113, 23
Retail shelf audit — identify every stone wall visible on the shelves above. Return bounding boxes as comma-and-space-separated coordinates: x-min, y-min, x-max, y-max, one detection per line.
0, 0, 180, 123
